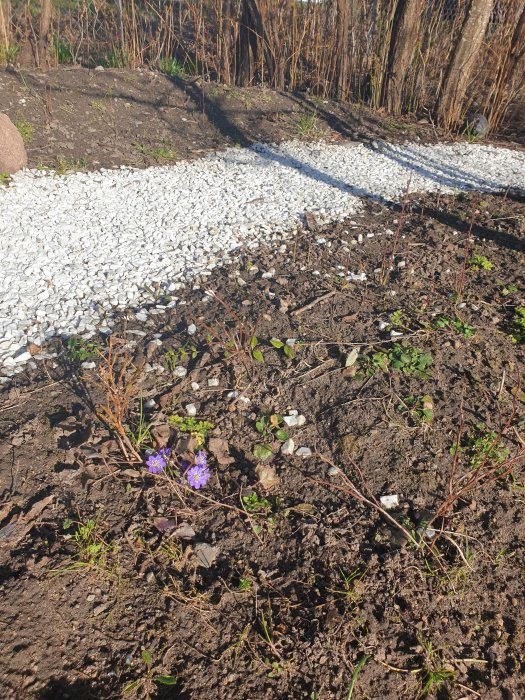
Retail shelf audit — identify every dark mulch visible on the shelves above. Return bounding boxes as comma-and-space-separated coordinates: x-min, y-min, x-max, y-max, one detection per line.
1, 190, 524, 699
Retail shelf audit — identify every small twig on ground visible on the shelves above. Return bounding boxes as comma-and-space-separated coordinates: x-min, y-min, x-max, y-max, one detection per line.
290, 289, 337, 317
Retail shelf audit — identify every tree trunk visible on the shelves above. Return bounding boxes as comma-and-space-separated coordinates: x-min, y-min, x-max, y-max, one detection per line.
37, 0, 52, 68
507, 5, 525, 79
382, 0, 425, 115
0, 0, 10, 54
236, 0, 260, 86
335, 0, 349, 99
220, 0, 233, 84
437, 0, 494, 129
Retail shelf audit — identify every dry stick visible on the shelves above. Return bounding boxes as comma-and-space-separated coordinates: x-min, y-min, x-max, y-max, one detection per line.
311, 455, 421, 549
380, 176, 412, 286
290, 289, 337, 317
454, 203, 476, 304
430, 393, 523, 526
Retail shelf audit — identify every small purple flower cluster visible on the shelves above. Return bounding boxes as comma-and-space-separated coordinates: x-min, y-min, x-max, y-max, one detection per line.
145, 447, 211, 490
186, 450, 211, 490
145, 447, 171, 474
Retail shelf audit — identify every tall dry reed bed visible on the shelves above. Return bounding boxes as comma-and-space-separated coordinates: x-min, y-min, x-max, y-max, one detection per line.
1, 0, 524, 131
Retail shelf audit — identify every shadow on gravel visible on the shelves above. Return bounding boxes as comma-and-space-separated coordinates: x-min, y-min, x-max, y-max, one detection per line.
378, 142, 516, 193
182, 80, 383, 201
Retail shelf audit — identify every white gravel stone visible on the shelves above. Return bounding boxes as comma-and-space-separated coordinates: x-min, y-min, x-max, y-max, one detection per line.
281, 439, 295, 456
1, 140, 525, 369
295, 447, 312, 457
185, 403, 197, 416
380, 494, 399, 510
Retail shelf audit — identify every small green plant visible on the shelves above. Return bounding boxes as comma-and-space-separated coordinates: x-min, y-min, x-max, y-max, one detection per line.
238, 576, 253, 592
128, 398, 153, 451
123, 649, 177, 697
90, 100, 106, 112
435, 315, 475, 337
163, 342, 198, 371
13, 118, 34, 144
242, 493, 277, 534
499, 283, 517, 297
463, 122, 480, 144
510, 307, 525, 342
327, 568, 364, 605
249, 335, 265, 362
397, 395, 434, 425
168, 415, 213, 448
417, 636, 455, 698
296, 110, 317, 137
158, 540, 183, 564
159, 56, 187, 77
269, 338, 295, 360
52, 155, 89, 174
364, 344, 432, 379
451, 423, 509, 470
0, 172, 11, 186
253, 411, 288, 460
104, 47, 128, 68
345, 655, 370, 700
64, 337, 99, 363
62, 517, 110, 570
389, 309, 411, 330
468, 254, 493, 271
0, 43, 20, 64
53, 33, 73, 64
134, 142, 177, 161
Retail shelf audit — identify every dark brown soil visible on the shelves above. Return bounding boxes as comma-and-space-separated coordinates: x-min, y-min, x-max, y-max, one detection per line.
1, 189, 525, 700
2, 66, 524, 175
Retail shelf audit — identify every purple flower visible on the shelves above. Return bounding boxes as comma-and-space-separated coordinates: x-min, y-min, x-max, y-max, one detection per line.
159, 447, 172, 459
195, 450, 207, 469
146, 452, 167, 474
186, 459, 211, 490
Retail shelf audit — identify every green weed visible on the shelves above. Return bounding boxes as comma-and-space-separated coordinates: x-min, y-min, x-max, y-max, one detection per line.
417, 636, 455, 698
362, 344, 432, 379
238, 576, 253, 592
104, 47, 128, 68
159, 56, 187, 77
13, 118, 34, 144
253, 411, 288, 460
451, 423, 509, 470
123, 649, 177, 697
242, 493, 277, 534
168, 415, 214, 448
163, 342, 198, 371
64, 337, 99, 363
269, 337, 296, 360
90, 100, 106, 112
468, 254, 493, 271
128, 398, 153, 451
0, 43, 20, 64
510, 307, 525, 342
397, 395, 434, 425
134, 142, 177, 161
296, 111, 317, 137
53, 33, 73, 63
435, 315, 475, 337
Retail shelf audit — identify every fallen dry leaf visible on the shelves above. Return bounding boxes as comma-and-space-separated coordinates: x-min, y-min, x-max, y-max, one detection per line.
208, 437, 234, 465
255, 464, 280, 492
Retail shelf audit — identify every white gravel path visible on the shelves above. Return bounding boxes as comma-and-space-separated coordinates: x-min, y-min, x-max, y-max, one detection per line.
1, 139, 525, 377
